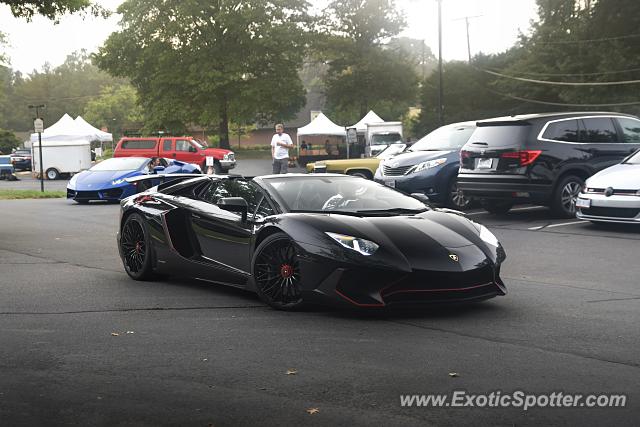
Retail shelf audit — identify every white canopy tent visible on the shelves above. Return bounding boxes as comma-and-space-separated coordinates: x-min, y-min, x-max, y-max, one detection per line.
74, 116, 113, 142
30, 114, 112, 143
297, 112, 347, 138
350, 110, 383, 133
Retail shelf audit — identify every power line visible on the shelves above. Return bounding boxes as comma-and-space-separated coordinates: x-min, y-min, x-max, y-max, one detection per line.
487, 89, 640, 107
530, 33, 640, 45
479, 67, 640, 86
485, 67, 640, 78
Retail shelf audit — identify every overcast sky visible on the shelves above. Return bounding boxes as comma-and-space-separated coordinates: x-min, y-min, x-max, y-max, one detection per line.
1, 0, 538, 74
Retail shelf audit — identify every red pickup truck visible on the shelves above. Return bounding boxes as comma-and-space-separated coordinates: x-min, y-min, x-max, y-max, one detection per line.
113, 137, 236, 173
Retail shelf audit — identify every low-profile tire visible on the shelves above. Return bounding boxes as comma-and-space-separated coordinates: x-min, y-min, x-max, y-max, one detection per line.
120, 213, 155, 280
252, 232, 304, 310
481, 199, 514, 215
446, 178, 471, 210
347, 170, 372, 180
551, 175, 584, 218
45, 168, 60, 180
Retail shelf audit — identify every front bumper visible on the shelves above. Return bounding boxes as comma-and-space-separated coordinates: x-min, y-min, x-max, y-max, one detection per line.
219, 159, 236, 170
576, 193, 640, 223
374, 168, 448, 204
67, 185, 135, 201
298, 253, 506, 308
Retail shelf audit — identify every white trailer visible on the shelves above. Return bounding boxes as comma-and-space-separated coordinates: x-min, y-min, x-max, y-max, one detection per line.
31, 139, 92, 180
365, 122, 403, 157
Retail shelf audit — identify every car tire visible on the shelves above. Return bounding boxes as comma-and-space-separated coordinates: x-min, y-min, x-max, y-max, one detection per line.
481, 200, 514, 215
551, 175, 584, 218
213, 161, 223, 174
252, 232, 304, 311
447, 178, 471, 210
120, 213, 155, 280
45, 168, 60, 180
347, 170, 372, 179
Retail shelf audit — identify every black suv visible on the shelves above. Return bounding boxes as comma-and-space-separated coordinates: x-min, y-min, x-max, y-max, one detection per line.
458, 112, 640, 217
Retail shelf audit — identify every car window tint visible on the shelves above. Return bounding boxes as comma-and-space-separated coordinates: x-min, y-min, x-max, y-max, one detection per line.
542, 120, 579, 142
200, 179, 262, 216
175, 140, 192, 152
121, 139, 157, 149
254, 196, 275, 220
580, 118, 618, 143
162, 139, 172, 151
617, 117, 640, 143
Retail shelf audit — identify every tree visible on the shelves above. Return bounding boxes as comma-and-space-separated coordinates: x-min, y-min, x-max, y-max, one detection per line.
1, 0, 106, 20
95, 0, 310, 149
83, 84, 143, 139
319, 0, 418, 123
0, 128, 20, 154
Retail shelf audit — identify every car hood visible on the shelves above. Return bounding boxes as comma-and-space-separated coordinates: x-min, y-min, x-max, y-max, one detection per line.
72, 169, 140, 189
587, 163, 640, 189
283, 210, 502, 273
380, 150, 456, 167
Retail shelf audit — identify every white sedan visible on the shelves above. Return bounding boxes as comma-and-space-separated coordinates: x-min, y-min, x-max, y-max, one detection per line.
576, 150, 640, 224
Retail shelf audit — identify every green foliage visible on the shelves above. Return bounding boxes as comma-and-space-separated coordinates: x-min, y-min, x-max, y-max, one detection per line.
0, 190, 66, 199
320, 0, 418, 123
84, 84, 142, 140
95, 0, 310, 149
0, 51, 127, 132
1, 0, 107, 21
0, 128, 20, 154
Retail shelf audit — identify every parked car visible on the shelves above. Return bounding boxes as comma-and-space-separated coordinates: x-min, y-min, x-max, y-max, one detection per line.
117, 174, 507, 310
305, 143, 407, 178
0, 155, 18, 180
114, 137, 235, 173
457, 112, 640, 217
576, 148, 640, 224
10, 149, 32, 171
67, 157, 200, 203
374, 121, 477, 209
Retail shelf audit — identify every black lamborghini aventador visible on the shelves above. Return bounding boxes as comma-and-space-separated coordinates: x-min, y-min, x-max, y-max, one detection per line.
117, 173, 507, 310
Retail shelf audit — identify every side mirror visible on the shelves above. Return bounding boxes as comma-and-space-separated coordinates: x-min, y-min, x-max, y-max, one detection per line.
153, 166, 165, 172
217, 197, 248, 221
411, 193, 431, 205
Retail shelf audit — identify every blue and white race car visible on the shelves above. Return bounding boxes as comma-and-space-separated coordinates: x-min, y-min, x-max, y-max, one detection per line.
67, 157, 200, 203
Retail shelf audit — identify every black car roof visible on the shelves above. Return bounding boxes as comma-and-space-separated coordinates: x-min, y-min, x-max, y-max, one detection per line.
477, 111, 638, 127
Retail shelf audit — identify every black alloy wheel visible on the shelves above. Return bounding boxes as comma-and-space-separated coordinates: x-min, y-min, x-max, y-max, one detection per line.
253, 233, 303, 310
120, 213, 154, 280
552, 175, 585, 218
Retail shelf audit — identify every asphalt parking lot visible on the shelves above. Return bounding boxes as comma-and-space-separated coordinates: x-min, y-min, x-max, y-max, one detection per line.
1, 173, 639, 425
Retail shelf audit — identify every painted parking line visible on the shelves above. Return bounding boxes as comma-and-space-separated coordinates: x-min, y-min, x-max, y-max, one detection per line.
528, 220, 586, 230
467, 206, 547, 216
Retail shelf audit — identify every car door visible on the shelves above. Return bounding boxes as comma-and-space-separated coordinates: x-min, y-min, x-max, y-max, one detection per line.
614, 116, 640, 158
175, 139, 202, 164
159, 138, 174, 159
579, 117, 626, 172
190, 179, 263, 278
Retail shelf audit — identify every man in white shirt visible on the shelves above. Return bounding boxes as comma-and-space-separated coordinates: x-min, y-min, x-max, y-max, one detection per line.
271, 123, 294, 174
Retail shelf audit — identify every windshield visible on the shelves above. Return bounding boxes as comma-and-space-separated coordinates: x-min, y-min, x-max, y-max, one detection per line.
371, 133, 402, 146
262, 176, 427, 214
192, 139, 206, 149
376, 143, 407, 159
90, 157, 148, 171
624, 149, 640, 164
410, 124, 476, 151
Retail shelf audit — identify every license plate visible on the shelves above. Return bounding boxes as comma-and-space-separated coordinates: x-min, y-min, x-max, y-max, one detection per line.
576, 198, 591, 209
384, 179, 395, 188
476, 158, 494, 169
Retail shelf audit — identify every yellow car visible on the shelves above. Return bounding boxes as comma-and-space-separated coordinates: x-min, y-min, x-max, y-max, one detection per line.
306, 144, 406, 179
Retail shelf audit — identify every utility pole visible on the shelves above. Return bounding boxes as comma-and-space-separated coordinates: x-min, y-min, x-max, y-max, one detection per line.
454, 15, 483, 63
437, 0, 444, 127
28, 104, 46, 192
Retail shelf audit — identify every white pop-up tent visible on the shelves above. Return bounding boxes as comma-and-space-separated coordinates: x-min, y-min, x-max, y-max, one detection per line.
297, 112, 347, 139
350, 110, 383, 133
74, 116, 113, 142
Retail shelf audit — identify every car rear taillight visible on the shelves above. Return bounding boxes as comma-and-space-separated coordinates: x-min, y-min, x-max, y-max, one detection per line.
500, 150, 542, 166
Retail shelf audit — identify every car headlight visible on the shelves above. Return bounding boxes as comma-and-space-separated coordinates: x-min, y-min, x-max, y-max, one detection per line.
326, 232, 379, 256
479, 225, 499, 247
223, 152, 235, 160
410, 158, 447, 174
68, 174, 78, 186
111, 178, 127, 185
